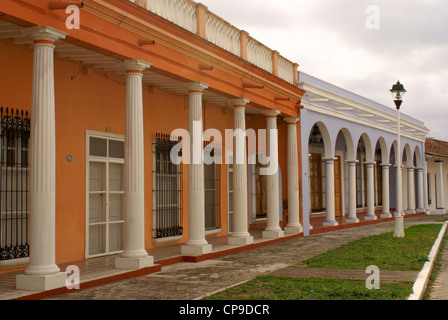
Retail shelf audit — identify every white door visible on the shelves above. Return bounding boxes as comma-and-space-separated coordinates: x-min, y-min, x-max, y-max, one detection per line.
86, 132, 124, 258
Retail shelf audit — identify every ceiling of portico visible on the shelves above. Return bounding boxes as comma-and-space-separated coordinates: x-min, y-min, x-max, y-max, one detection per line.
0, 19, 263, 114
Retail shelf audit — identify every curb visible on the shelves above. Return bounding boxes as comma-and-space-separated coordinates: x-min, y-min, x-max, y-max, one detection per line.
408, 221, 448, 300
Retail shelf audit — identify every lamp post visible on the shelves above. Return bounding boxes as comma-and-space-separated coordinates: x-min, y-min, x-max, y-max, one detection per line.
390, 80, 406, 238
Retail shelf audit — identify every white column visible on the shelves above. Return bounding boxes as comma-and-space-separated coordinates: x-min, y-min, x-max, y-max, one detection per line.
284, 117, 303, 234
323, 157, 338, 226
115, 60, 154, 269
228, 98, 253, 245
346, 160, 359, 223
435, 160, 445, 214
16, 26, 67, 291
406, 167, 416, 214
416, 167, 425, 211
262, 110, 284, 239
380, 164, 392, 218
181, 82, 212, 255
364, 162, 377, 220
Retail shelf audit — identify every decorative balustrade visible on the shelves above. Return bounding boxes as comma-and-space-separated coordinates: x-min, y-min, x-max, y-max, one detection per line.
205, 13, 240, 56
129, 0, 297, 85
146, 0, 197, 33
247, 38, 272, 73
278, 56, 295, 84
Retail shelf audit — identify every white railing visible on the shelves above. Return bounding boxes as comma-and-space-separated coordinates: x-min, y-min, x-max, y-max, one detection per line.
205, 14, 240, 56
278, 56, 294, 84
130, 0, 297, 85
247, 38, 272, 73
147, 0, 197, 33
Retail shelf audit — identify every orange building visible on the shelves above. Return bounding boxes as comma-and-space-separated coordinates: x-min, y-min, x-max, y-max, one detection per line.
0, 0, 304, 290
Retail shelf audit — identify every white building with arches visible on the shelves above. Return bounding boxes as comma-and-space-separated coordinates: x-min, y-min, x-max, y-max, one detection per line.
298, 72, 429, 236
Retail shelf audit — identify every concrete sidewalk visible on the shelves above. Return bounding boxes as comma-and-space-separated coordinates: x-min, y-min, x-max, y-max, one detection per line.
428, 229, 448, 300
42, 214, 447, 300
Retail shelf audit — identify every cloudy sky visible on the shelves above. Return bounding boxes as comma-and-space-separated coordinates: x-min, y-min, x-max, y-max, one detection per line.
200, 0, 448, 141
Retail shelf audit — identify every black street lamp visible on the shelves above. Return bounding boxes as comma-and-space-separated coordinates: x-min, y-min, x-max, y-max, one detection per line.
390, 80, 407, 110
390, 80, 406, 237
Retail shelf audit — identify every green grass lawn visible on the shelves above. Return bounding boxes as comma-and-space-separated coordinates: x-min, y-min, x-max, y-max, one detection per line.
205, 276, 413, 300
302, 223, 442, 271
204, 223, 443, 300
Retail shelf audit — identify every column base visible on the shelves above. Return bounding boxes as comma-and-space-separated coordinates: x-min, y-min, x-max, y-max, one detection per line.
284, 225, 304, 235
115, 255, 154, 270
380, 212, 392, 218
262, 230, 284, 239
323, 220, 338, 226
345, 217, 359, 224
16, 272, 67, 291
364, 215, 377, 221
406, 209, 416, 214
228, 236, 254, 246
181, 244, 212, 256
394, 211, 404, 217
436, 208, 446, 215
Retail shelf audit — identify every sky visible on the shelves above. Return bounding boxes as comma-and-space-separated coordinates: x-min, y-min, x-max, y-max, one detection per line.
199, 0, 448, 141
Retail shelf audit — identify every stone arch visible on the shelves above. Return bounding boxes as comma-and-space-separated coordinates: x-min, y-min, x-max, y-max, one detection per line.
414, 145, 423, 168
403, 143, 413, 167
356, 133, 373, 163
308, 122, 333, 159
375, 136, 388, 165
336, 128, 355, 161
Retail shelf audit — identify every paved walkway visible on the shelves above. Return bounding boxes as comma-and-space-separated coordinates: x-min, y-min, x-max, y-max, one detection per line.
37, 213, 446, 300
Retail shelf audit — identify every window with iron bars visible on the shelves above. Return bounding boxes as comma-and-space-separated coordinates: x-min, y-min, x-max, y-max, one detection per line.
152, 133, 183, 239
0, 107, 30, 261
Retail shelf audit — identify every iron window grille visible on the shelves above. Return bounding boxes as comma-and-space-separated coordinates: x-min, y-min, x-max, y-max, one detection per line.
152, 133, 183, 239
0, 107, 30, 261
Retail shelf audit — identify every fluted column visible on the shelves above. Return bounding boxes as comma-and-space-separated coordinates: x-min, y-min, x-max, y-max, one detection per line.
364, 162, 377, 220
346, 160, 359, 223
323, 158, 338, 226
406, 166, 416, 214
380, 164, 392, 218
416, 167, 425, 211
116, 60, 154, 269
262, 110, 284, 239
181, 82, 212, 255
435, 160, 445, 214
283, 117, 303, 234
16, 26, 67, 291
228, 98, 253, 245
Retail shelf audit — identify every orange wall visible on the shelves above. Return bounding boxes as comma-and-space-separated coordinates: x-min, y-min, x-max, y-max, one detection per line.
0, 39, 294, 265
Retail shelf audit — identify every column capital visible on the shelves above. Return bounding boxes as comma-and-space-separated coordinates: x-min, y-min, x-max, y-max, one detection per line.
284, 117, 299, 124
323, 157, 337, 163
263, 109, 280, 117
229, 97, 250, 107
185, 81, 209, 92
381, 163, 391, 168
123, 59, 151, 73
346, 159, 359, 165
365, 162, 376, 168
22, 25, 67, 43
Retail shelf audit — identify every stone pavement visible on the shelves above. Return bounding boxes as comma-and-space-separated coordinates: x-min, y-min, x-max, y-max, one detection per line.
45, 214, 447, 300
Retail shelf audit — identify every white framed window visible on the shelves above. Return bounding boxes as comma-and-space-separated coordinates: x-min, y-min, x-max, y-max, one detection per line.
86, 130, 124, 258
